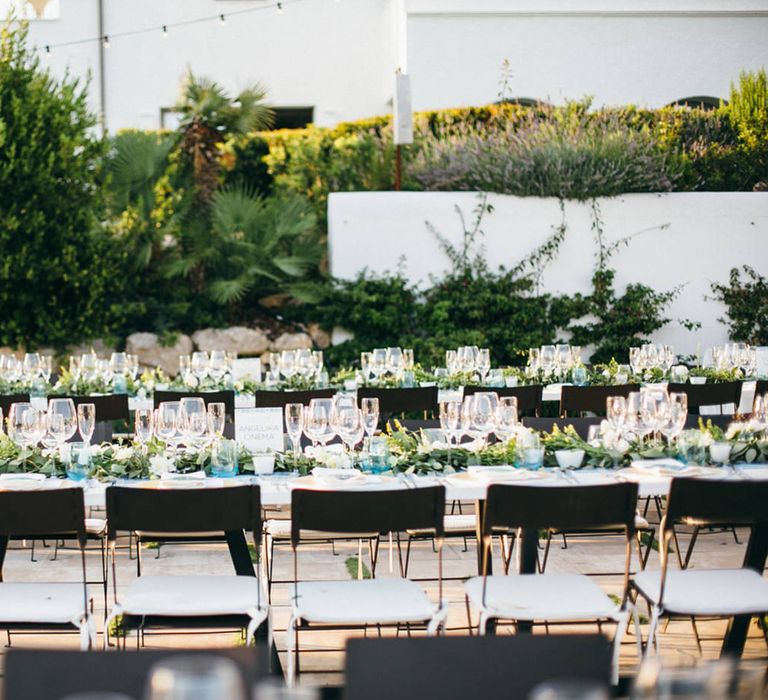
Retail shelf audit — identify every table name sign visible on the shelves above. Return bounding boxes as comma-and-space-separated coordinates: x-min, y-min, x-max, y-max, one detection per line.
235, 407, 283, 453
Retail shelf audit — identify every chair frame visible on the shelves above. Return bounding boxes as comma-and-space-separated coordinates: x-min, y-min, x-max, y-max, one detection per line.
632, 477, 768, 655
0, 488, 93, 648
287, 486, 446, 681
469, 482, 641, 684
104, 484, 264, 648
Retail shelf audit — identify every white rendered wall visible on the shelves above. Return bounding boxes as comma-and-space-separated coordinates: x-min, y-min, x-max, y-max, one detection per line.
327, 192, 768, 354
21, 0, 768, 132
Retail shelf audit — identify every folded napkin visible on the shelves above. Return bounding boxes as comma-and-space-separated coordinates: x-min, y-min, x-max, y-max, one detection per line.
311, 467, 360, 481
161, 471, 207, 481
0, 472, 46, 481
630, 458, 699, 477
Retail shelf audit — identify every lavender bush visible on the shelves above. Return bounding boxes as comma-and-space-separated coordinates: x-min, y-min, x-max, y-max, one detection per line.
409, 102, 683, 200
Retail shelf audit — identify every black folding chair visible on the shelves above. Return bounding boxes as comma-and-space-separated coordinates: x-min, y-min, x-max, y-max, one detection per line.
755, 380, 768, 410
154, 390, 235, 438
667, 381, 743, 415
0, 488, 93, 648
345, 634, 612, 700
104, 485, 266, 647
633, 477, 768, 656
287, 486, 446, 682
357, 386, 438, 426
560, 384, 640, 417
4, 646, 269, 700
464, 384, 543, 417
465, 482, 640, 684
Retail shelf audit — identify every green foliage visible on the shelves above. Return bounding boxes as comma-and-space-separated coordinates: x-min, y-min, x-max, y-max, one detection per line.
710, 266, 768, 344
0, 19, 117, 350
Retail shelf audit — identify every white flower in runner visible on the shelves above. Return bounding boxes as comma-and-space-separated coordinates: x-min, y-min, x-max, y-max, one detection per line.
114, 446, 134, 461
149, 454, 175, 476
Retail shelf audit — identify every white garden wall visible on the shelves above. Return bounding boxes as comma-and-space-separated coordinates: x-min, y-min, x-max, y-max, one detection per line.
327, 192, 768, 354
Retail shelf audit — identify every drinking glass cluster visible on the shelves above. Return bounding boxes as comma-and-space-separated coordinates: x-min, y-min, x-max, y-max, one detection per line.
628, 344, 675, 375
526, 344, 582, 378
70, 352, 140, 383
0, 352, 54, 384
711, 343, 757, 375
179, 351, 236, 383
601, 388, 688, 444
439, 392, 519, 450
151, 399, 228, 455
267, 349, 324, 383
360, 348, 414, 382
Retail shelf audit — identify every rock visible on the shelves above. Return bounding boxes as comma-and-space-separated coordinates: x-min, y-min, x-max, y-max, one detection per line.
126, 332, 193, 376
307, 323, 331, 350
270, 332, 313, 352
68, 339, 117, 358
192, 326, 270, 356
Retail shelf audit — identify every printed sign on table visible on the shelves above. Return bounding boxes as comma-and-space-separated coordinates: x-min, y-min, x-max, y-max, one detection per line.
235, 407, 283, 453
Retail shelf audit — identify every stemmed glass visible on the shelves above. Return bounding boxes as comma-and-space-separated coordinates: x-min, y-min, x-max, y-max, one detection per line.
445, 350, 458, 375
471, 392, 498, 450
540, 345, 556, 377
68, 355, 81, 381
285, 403, 305, 463
402, 348, 414, 371
209, 351, 228, 383
80, 353, 98, 382
179, 355, 192, 383
606, 396, 627, 431
22, 352, 40, 383
191, 351, 209, 381
207, 402, 226, 439
360, 352, 372, 383
336, 408, 364, 462
135, 408, 154, 453
156, 401, 181, 457
360, 397, 379, 457
628, 347, 642, 376
179, 397, 207, 448
386, 347, 404, 381
305, 398, 335, 452
77, 403, 96, 444
7, 402, 31, 446
127, 354, 140, 380
47, 398, 78, 453
110, 352, 128, 377
527, 348, 541, 375
20, 406, 46, 448
439, 400, 460, 466
476, 349, 491, 383
370, 349, 387, 382
494, 396, 518, 443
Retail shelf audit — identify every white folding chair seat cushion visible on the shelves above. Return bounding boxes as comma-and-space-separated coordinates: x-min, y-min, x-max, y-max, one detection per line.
633, 568, 768, 616
408, 514, 476, 536
85, 518, 107, 536
113, 575, 265, 617
0, 582, 89, 624
465, 573, 623, 622
292, 579, 440, 625
265, 519, 377, 541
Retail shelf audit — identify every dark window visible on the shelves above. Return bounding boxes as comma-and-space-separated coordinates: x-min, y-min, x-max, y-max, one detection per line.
270, 107, 314, 130
668, 96, 724, 110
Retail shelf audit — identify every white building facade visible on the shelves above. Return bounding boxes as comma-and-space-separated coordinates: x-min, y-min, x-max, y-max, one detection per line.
11, 0, 768, 132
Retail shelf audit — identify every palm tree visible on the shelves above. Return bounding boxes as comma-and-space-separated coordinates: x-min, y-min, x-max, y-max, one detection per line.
175, 70, 273, 203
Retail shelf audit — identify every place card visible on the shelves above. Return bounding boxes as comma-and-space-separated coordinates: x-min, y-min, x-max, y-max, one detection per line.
235, 407, 283, 453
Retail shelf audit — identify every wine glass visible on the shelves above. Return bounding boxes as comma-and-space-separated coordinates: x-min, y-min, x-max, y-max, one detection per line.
22, 352, 40, 382
285, 403, 305, 462
370, 349, 387, 381
528, 348, 541, 374
386, 347, 404, 380
47, 398, 78, 451
156, 401, 181, 456
179, 397, 207, 447
476, 349, 491, 383
360, 352, 372, 383
305, 398, 335, 451
540, 345, 556, 376
39, 355, 53, 383
280, 351, 297, 380
295, 349, 313, 379
80, 353, 98, 382
337, 407, 364, 459
7, 402, 33, 446
495, 396, 518, 442
127, 354, 140, 380
312, 351, 324, 377
402, 348, 414, 371
268, 352, 281, 382
360, 397, 379, 455
77, 402, 96, 444
628, 347, 642, 376
207, 402, 226, 438
20, 406, 46, 448
439, 399, 460, 466
135, 408, 154, 452
191, 351, 209, 380
606, 396, 627, 430
209, 351, 228, 382
68, 355, 81, 381
110, 352, 128, 377
471, 392, 498, 449
179, 355, 192, 383
445, 350, 458, 375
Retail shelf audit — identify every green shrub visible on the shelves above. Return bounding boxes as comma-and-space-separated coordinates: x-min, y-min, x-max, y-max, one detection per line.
710, 266, 768, 345
0, 20, 116, 349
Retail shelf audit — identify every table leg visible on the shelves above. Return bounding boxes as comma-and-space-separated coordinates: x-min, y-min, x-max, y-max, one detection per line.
721, 522, 768, 655
0, 534, 7, 582
474, 500, 490, 575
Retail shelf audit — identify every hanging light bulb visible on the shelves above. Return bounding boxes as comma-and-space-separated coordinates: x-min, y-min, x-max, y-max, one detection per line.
162, 24, 169, 37
102, 35, 110, 48
276, 2, 284, 14
219, 13, 227, 26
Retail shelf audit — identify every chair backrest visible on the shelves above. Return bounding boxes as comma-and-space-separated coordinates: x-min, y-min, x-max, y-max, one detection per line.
55, 394, 130, 423
291, 486, 445, 546
755, 379, 768, 409
522, 416, 602, 440
0, 393, 30, 421
663, 477, 768, 530
357, 386, 438, 416
4, 647, 269, 700
560, 384, 640, 416
106, 485, 261, 541
483, 483, 639, 536
0, 488, 86, 547
667, 381, 743, 414
253, 389, 335, 409
345, 635, 611, 700
154, 390, 235, 437
464, 385, 543, 417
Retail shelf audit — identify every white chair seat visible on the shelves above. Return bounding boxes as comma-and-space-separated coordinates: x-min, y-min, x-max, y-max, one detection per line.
293, 579, 439, 625
0, 583, 88, 624
135, 530, 223, 539
408, 514, 476, 535
86, 518, 107, 536
553, 514, 650, 532
116, 575, 265, 617
633, 568, 768, 616
465, 573, 622, 622
265, 519, 377, 540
